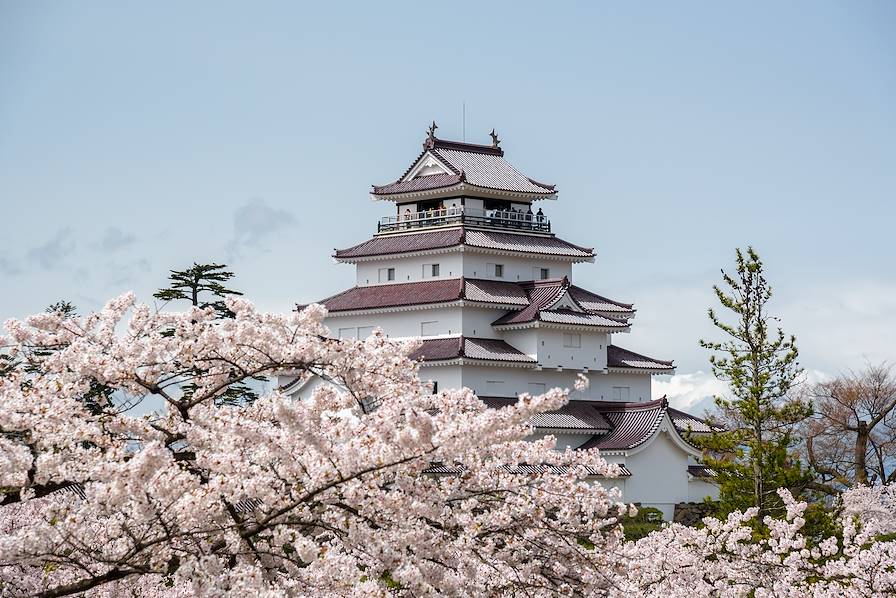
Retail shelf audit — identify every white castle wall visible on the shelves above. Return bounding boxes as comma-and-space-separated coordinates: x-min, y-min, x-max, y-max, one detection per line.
624, 430, 690, 519
462, 254, 573, 282
356, 254, 464, 286
417, 364, 652, 403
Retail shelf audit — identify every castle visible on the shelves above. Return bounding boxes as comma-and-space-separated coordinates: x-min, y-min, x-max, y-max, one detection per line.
283, 125, 716, 517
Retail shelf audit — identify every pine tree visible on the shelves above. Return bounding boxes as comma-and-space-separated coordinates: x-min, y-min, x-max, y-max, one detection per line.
693, 247, 812, 521
154, 263, 258, 406
153, 263, 243, 319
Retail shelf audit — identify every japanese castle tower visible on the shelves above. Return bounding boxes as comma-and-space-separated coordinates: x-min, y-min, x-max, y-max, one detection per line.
286, 125, 717, 517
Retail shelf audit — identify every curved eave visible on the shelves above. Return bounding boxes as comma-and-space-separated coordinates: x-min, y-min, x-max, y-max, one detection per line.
370, 182, 557, 203
418, 358, 538, 368
607, 366, 676, 375
493, 321, 631, 333
627, 414, 704, 458
335, 245, 594, 264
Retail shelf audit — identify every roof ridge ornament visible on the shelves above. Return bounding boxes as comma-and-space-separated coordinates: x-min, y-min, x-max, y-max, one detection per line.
489, 128, 500, 148
424, 121, 438, 149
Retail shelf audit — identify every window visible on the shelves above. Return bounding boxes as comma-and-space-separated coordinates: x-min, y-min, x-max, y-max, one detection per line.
528, 382, 546, 395
611, 386, 631, 401
494, 264, 504, 278
378, 267, 395, 282
357, 326, 375, 339
432, 381, 438, 394
540, 268, 550, 280
338, 327, 356, 340
423, 264, 440, 277
563, 333, 581, 348
420, 321, 439, 335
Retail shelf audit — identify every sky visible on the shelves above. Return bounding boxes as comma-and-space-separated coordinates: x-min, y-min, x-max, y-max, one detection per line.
1, 1, 894, 413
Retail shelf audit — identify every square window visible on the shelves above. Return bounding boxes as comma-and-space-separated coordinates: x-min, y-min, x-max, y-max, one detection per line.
432, 263, 439, 276
494, 264, 504, 278
563, 333, 581, 348
420, 321, 439, 336
611, 386, 631, 401
379, 268, 395, 282
540, 268, 550, 280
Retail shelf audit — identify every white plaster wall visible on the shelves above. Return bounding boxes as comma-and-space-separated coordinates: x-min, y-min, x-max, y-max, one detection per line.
590, 372, 653, 402
529, 431, 592, 451
688, 479, 719, 502
500, 329, 539, 358
457, 366, 604, 400
326, 307, 464, 339
460, 307, 506, 338
419, 365, 463, 396
625, 430, 690, 519
356, 254, 464, 286
462, 254, 572, 282
534, 329, 607, 371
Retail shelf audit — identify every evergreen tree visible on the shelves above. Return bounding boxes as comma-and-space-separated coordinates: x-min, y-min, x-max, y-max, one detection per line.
693, 247, 812, 522
153, 263, 243, 319
154, 263, 258, 406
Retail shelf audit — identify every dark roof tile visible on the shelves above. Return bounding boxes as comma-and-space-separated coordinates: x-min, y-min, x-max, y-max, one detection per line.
607, 345, 674, 371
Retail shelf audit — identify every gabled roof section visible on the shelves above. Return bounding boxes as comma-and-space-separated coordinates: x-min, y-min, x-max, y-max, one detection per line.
568, 285, 635, 317
577, 398, 669, 451
606, 345, 674, 372
372, 134, 556, 198
334, 228, 594, 261
492, 277, 631, 330
668, 408, 716, 434
408, 336, 536, 364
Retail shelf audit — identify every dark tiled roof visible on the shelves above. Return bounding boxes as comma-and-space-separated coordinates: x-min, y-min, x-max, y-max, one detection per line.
409, 336, 536, 364
492, 278, 630, 329
538, 310, 630, 328
606, 345, 674, 371
321, 279, 464, 312
577, 398, 668, 451
463, 229, 592, 258
425, 462, 630, 477
568, 285, 634, 315
687, 465, 715, 478
482, 397, 612, 433
319, 278, 532, 313
334, 228, 593, 260
335, 228, 463, 259
373, 137, 556, 196
463, 279, 530, 305
372, 173, 463, 195
668, 408, 715, 434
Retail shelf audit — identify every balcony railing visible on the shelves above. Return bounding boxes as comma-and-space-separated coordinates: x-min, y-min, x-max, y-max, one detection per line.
378, 207, 550, 233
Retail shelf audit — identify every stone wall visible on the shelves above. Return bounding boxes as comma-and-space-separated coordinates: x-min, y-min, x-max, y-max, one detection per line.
673, 501, 716, 526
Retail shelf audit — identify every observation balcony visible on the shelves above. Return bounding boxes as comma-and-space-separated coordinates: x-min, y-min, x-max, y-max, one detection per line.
377, 206, 551, 234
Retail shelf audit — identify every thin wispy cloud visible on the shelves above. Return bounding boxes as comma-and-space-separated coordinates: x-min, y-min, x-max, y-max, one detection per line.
226, 198, 297, 259
0, 258, 22, 277
98, 227, 136, 252
26, 228, 76, 270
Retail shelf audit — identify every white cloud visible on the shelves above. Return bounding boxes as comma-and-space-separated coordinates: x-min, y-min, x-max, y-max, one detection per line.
652, 370, 727, 415
227, 198, 297, 259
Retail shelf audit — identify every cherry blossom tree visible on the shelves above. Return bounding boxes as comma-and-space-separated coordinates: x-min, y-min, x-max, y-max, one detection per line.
0, 294, 630, 597
2, 294, 896, 597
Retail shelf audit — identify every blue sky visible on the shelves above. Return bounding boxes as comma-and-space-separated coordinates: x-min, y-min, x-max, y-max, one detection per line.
2, 2, 894, 410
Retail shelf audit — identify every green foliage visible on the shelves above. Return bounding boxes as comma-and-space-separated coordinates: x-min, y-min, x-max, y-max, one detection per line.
153, 263, 243, 319
622, 506, 665, 541
154, 263, 259, 407
693, 247, 813, 524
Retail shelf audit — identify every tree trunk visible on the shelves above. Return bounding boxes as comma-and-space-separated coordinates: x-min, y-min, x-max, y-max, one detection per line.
855, 420, 869, 485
